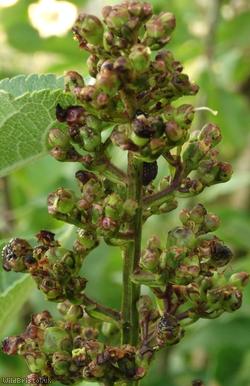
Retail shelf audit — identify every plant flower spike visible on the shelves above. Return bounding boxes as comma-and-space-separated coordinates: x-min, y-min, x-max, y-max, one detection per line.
1, 2, 249, 386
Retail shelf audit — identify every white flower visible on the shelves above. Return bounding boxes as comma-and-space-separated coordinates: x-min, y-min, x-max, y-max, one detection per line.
0, 0, 19, 8
28, 0, 78, 38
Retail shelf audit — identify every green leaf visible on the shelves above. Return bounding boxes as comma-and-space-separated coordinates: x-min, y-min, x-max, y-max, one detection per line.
0, 275, 36, 338
0, 74, 64, 97
0, 89, 74, 177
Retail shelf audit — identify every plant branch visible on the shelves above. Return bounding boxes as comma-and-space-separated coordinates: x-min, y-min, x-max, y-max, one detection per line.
121, 153, 143, 348
81, 293, 121, 323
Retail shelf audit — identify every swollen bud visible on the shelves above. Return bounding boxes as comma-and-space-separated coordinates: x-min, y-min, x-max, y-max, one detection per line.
47, 128, 70, 149
199, 123, 221, 147
129, 44, 151, 73
43, 327, 72, 354
73, 14, 104, 46
229, 272, 250, 289
64, 71, 85, 93
48, 188, 76, 215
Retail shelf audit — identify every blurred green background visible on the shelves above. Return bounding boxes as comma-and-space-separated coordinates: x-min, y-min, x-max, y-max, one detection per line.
0, 0, 250, 385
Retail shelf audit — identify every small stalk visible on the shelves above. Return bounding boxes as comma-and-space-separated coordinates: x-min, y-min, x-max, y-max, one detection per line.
121, 152, 143, 350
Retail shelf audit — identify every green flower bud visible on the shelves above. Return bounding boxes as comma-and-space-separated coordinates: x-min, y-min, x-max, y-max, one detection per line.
179, 209, 190, 225
80, 126, 101, 152
96, 68, 120, 96
25, 352, 46, 373
176, 104, 194, 127
47, 188, 76, 215
197, 160, 220, 186
52, 351, 71, 375
123, 199, 138, 217
2, 238, 33, 272
77, 229, 98, 250
216, 162, 233, 183
203, 213, 220, 232
47, 128, 70, 149
73, 14, 104, 46
79, 85, 97, 102
189, 204, 207, 224
104, 193, 124, 220
167, 227, 196, 249
161, 246, 187, 270
229, 272, 250, 289
182, 141, 210, 172
43, 327, 72, 354
199, 123, 221, 147
140, 249, 160, 272
39, 278, 62, 301
165, 121, 183, 142
129, 44, 151, 73
103, 4, 129, 31
145, 12, 175, 40
64, 71, 85, 93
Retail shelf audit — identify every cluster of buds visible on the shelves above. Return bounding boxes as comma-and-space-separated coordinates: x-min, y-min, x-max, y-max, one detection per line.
2, 231, 87, 302
2, 311, 147, 384
1, 2, 248, 385
47, 169, 137, 244
133, 203, 249, 350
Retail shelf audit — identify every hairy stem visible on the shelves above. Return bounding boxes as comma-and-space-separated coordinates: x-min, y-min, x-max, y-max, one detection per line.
121, 152, 143, 350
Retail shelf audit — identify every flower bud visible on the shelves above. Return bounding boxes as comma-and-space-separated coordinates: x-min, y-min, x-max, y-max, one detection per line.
52, 351, 71, 375
203, 213, 220, 232
64, 71, 85, 95
165, 121, 183, 142
103, 4, 129, 31
25, 352, 46, 373
48, 129, 70, 153
104, 193, 124, 220
43, 327, 72, 354
96, 68, 120, 97
39, 278, 62, 301
179, 209, 190, 225
189, 204, 207, 224
80, 126, 101, 152
199, 123, 221, 147
129, 44, 151, 73
229, 272, 250, 289
140, 249, 160, 272
47, 188, 76, 215
74, 14, 104, 46
216, 162, 233, 183
77, 229, 98, 250
145, 13, 175, 49
2, 238, 33, 272
182, 141, 210, 172
197, 159, 220, 186
167, 227, 196, 249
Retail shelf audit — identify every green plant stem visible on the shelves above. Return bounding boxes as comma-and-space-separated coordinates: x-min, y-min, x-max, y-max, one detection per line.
121, 152, 143, 354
